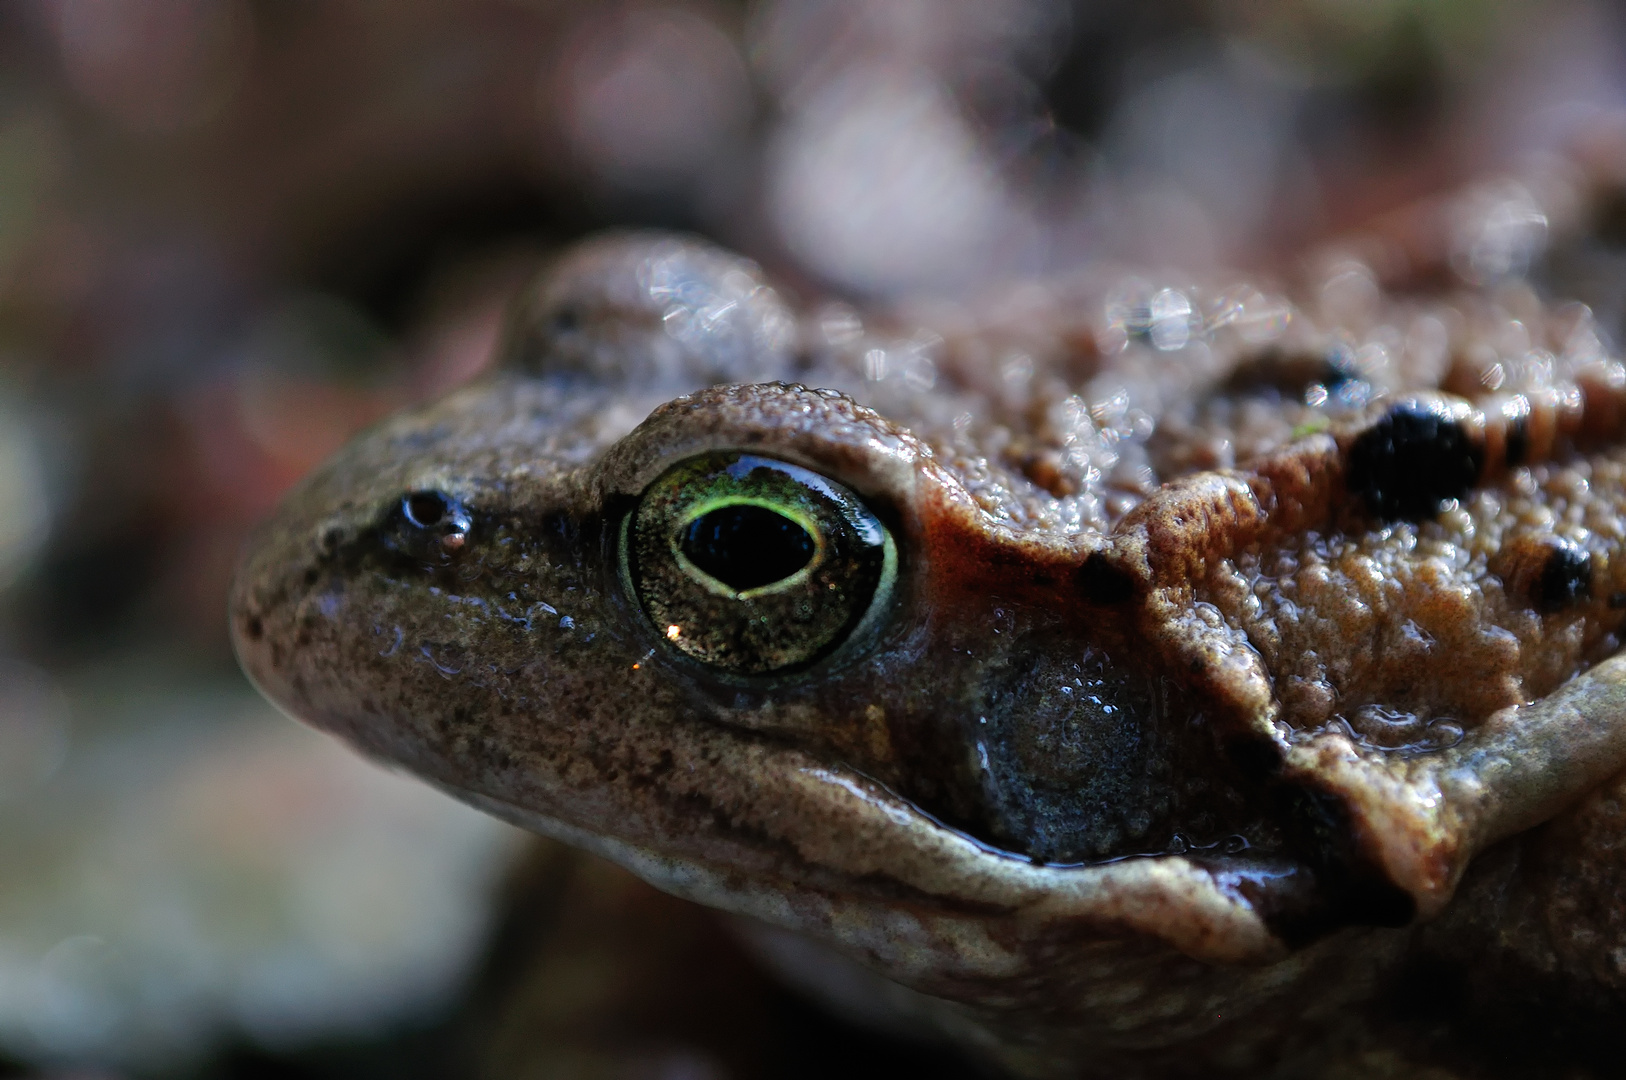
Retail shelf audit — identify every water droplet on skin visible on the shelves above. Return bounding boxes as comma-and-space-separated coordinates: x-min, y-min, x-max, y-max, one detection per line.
1149, 288, 1194, 351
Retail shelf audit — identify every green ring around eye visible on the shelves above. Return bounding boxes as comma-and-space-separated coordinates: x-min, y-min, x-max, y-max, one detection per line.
621, 452, 896, 675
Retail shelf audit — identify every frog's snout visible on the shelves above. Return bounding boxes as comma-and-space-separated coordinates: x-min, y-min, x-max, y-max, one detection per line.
227, 514, 352, 733
230, 536, 298, 718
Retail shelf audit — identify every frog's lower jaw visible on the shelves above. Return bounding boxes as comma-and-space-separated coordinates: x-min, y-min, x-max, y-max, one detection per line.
437, 775, 1414, 1077
422, 772, 1412, 1078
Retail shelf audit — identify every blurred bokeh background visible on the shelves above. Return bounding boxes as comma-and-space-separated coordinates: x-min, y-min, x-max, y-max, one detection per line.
0, 0, 1622, 1076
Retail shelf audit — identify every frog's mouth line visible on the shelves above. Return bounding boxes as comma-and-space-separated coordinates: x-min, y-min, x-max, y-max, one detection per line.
427, 763, 1301, 972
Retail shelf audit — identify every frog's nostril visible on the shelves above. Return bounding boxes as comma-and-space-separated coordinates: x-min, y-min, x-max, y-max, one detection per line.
385, 490, 473, 563
404, 492, 450, 529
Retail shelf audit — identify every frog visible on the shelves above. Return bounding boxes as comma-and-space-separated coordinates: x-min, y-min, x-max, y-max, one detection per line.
230, 155, 1626, 1077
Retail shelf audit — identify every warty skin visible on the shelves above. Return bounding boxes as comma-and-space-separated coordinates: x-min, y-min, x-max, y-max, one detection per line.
233, 213, 1626, 1076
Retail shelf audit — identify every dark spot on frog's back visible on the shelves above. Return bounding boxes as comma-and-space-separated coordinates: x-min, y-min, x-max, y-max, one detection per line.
1346, 400, 1484, 522
1539, 539, 1593, 612
1495, 533, 1592, 614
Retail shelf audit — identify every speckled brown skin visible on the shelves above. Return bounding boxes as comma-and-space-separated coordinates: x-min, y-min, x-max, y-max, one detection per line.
234, 177, 1626, 1077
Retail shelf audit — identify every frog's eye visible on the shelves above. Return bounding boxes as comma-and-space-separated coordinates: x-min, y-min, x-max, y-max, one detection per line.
623, 452, 896, 675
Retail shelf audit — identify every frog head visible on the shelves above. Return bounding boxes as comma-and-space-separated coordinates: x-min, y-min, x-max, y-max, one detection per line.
231, 231, 1626, 1074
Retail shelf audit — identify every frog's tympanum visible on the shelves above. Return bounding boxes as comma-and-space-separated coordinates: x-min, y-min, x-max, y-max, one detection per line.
232, 156, 1626, 1077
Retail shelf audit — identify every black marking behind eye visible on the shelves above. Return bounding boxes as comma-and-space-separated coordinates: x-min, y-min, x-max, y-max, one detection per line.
1537, 538, 1592, 613
681, 504, 816, 592
1078, 554, 1134, 605
1346, 401, 1484, 522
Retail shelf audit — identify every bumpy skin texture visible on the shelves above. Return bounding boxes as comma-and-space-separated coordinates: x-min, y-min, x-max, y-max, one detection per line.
234, 179, 1626, 1076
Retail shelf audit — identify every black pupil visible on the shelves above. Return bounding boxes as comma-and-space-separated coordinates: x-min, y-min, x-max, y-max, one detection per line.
405, 492, 448, 528
681, 504, 816, 592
